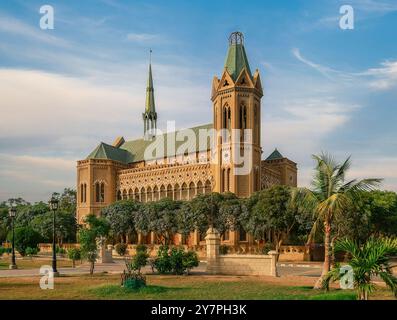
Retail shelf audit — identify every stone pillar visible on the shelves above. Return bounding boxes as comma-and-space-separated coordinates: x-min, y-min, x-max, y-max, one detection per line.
137, 232, 143, 245
97, 244, 114, 263
205, 227, 220, 275
268, 250, 278, 277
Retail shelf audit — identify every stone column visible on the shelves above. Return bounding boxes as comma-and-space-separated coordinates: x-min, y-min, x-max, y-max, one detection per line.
205, 227, 220, 275
268, 250, 278, 277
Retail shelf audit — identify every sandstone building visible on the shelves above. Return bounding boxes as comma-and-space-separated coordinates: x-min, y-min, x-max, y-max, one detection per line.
76, 32, 297, 245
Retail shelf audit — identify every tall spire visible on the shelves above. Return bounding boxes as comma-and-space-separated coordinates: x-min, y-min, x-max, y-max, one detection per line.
143, 49, 157, 139
224, 31, 252, 81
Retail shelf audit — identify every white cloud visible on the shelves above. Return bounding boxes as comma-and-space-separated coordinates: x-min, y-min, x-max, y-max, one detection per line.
126, 33, 157, 42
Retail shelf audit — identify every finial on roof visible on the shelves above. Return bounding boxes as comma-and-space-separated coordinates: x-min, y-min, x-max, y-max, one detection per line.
228, 31, 244, 46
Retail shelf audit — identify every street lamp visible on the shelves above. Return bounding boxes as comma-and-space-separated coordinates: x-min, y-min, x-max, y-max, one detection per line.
49, 196, 59, 276
8, 206, 17, 270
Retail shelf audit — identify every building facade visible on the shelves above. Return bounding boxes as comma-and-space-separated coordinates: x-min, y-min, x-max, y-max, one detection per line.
76, 32, 297, 245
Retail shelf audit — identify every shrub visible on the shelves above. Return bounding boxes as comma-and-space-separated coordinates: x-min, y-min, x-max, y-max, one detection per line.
25, 247, 39, 257
122, 271, 146, 290
262, 243, 275, 255
154, 245, 172, 274
136, 244, 147, 253
56, 246, 67, 255
154, 246, 199, 275
183, 251, 199, 275
219, 245, 229, 255
7, 226, 41, 256
115, 243, 128, 256
131, 251, 149, 272
67, 248, 81, 268
0, 247, 5, 256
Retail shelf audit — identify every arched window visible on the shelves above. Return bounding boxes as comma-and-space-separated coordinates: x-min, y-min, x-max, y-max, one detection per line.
80, 183, 84, 203
221, 168, 225, 193
181, 183, 188, 200
153, 186, 159, 201
204, 180, 211, 194
95, 183, 100, 202
227, 168, 231, 192
117, 190, 122, 201
160, 185, 166, 199
147, 186, 152, 202
140, 187, 146, 203
122, 189, 127, 200
100, 183, 105, 202
174, 184, 181, 200
128, 188, 133, 199
166, 184, 173, 200
188, 182, 195, 199
84, 183, 87, 203
134, 187, 140, 201
197, 181, 204, 195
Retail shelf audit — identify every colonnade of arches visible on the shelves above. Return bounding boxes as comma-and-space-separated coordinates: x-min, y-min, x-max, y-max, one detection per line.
117, 180, 212, 202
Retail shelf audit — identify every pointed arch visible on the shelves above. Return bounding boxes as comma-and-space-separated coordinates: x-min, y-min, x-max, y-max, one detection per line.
147, 186, 152, 202
117, 190, 122, 201
174, 183, 181, 200
188, 181, 195, 199
160, 185, 166, 199
140, 186, 146, 203
128, 188, 133, 199
181, 182, 188, 200
197, 181, 204, 195
153, 185, 159, 201
134, 187, 140, 201
204, 180, 211, 194
166, 184, 173, 200
122, 189, 127, 200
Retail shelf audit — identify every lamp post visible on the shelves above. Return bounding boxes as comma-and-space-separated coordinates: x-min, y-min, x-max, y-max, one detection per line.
49, 196, 59, 276
8, 206, 17, 270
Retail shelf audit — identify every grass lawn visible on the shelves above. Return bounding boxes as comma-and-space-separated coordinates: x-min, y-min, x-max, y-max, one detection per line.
0, 257, 81, 270
0, 273, 394, 300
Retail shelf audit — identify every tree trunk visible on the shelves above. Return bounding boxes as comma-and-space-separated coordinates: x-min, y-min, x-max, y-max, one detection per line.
90, 261, 95, 275
314, 220, 331, 289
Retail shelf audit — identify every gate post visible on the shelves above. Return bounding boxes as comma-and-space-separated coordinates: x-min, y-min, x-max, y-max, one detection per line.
205, 227, 220, 274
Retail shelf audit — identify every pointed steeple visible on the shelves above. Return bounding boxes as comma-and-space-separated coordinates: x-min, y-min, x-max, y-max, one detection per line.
143, 50, 157, 139
224, 31, 252, 81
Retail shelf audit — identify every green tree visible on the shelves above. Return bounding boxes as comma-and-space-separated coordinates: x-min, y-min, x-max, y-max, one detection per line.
101, 200, 141, 243
30, 210, 77, 244
7, 226, 42, 256
295, 153, 381, 288
67, 248, 81, 268
323, 237, 397, 300
242, 186, 297, 254
79, 215, 110, 275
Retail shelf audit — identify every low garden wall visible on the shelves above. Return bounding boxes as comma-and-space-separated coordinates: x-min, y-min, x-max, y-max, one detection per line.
205, 228, 278, 277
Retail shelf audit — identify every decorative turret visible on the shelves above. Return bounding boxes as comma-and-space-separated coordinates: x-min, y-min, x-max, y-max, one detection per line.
224, 31, 252, 81
143, 50, 157, 140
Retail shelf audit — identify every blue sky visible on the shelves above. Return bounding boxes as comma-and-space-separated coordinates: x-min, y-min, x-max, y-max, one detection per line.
0, 0, 396, 202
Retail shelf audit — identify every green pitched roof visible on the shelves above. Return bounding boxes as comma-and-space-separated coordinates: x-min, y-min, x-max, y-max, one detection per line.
86, 123, 213, 164
265, 149, 284, 161
87, 142, 134, 164
224, 43, 252, 81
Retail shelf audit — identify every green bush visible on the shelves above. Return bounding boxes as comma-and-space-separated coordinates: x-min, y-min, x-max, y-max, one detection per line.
136, 244, 147, 253
67, 248, 81, 267
25, 247, 39, 257
183, 251, 199, 275
219, 245, 229, 255
122, 271, 146, 290
131, 251, 149, 272
0, 247, 6, 256
154, 246, 199, 275
7, 226, 41, 256
154, 245, 172, 274
56, 246, 67, 254
115, 243, 128, 256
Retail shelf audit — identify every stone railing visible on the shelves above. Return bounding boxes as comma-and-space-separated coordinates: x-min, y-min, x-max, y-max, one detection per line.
205, 228, 278, 276
117, 244, 207, 259
38, 243, 80, 253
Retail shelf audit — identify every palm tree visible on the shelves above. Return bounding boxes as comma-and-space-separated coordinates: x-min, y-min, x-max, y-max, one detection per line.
323, 237, 397, 300
294, 153, 381, 288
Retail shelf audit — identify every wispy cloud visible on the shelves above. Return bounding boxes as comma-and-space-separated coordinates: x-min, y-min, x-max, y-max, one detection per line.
126, 32, 157, 42
292, 48, 397, 90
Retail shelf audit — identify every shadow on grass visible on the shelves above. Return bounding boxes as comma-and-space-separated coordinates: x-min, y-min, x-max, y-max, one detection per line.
90, 284, 186, 298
